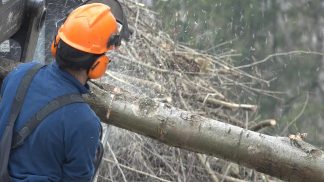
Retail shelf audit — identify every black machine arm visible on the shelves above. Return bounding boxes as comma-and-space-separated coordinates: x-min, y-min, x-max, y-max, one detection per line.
0, 0, 46, 62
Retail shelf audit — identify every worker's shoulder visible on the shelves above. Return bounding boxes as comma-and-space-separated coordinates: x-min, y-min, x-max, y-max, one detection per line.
60, 101, 100, 125
59, 102, 101, 135
8, 61, 41, 77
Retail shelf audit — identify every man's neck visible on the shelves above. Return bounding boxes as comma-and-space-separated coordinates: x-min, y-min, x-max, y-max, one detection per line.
65, 69, 88, 85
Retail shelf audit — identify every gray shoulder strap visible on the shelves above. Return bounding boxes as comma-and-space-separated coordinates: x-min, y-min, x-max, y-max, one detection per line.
12, 93, 84, 149
0, 63, 43, 181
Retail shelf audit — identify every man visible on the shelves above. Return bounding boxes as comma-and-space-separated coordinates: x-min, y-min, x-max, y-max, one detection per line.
0, 3, 122, 181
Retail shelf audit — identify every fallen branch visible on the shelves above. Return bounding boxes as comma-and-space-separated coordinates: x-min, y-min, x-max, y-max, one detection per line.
87, 80, 324, 182
197, 154, 219, 182
103, 158, 172, 182
105, 71, 165, 93
249, 119, 277, 131
235, 50, 324, 69
203, 97, 257, 112
105, 141, 128, 182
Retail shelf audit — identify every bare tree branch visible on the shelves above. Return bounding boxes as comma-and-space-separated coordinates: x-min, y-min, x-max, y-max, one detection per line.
87, 80, 324, 182
249, 119, 277, 131
103, 158, 172, 182
197, 154, 220, 182
235, 50, 324, 69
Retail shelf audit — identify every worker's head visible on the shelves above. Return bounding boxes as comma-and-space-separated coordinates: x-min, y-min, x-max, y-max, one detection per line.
51, 3, 120, 79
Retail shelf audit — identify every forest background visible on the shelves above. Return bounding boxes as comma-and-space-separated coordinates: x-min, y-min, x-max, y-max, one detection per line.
152, 0, 324, 146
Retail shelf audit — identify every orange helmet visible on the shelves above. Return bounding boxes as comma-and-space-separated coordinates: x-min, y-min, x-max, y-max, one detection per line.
51, 3, 119, 79
58, 3, 118, 54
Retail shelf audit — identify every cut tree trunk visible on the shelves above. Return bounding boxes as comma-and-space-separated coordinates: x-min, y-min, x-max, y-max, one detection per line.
1, 60, 324, 182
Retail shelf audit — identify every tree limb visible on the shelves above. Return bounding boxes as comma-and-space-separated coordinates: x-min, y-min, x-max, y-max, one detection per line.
249, 119, 277, 131
85, 81, 324, 182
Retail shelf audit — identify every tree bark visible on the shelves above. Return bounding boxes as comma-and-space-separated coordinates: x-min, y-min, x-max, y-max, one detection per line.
1, 61, 324, 182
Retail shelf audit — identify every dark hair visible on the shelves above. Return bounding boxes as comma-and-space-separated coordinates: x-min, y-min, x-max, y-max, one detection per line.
55, 40, 102, 71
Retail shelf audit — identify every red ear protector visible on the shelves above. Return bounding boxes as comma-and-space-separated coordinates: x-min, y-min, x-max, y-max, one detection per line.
88, 56, 110, 79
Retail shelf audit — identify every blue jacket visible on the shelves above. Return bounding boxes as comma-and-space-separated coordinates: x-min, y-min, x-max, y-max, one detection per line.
0, 62, 101, 182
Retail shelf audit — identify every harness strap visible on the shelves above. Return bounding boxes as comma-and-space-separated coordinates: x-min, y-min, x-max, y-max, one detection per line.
0, 64, 43, 182
12, 93, 84, 149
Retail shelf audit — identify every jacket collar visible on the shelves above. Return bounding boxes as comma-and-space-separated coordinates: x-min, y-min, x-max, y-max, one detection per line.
50, 62, 89, 94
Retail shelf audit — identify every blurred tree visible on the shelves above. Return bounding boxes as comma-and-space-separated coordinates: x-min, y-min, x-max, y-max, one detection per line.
153, 0, 324, 145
